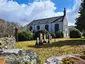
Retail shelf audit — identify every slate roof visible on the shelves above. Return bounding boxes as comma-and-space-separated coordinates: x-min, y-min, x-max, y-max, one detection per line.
29, 16, 64, 25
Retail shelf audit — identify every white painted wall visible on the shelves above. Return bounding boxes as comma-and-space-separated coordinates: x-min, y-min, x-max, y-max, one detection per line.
39, 24, 46, 30
27, 21, 63, 33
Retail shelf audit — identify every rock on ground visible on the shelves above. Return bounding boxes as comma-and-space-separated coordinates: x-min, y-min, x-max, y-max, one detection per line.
0, 49, 40, 64
0, 37, 16, 49
44, 54, 85, 64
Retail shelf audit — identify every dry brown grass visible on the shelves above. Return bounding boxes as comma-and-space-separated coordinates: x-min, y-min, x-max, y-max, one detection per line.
15, 38, 85, 64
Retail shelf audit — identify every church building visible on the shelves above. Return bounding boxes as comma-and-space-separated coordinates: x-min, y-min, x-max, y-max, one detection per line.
27, 8, 68, 38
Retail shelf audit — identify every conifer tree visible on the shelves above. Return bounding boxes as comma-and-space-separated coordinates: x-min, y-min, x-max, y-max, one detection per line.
76, 0, 85, 31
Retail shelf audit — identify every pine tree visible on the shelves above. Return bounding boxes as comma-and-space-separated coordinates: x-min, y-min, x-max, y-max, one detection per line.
76, 0, 85, 31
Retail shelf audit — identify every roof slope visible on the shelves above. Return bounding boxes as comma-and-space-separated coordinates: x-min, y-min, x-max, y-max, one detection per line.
29, 16, 64, 25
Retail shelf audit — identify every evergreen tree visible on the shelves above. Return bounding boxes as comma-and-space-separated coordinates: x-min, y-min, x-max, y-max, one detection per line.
76, 0, 85, 31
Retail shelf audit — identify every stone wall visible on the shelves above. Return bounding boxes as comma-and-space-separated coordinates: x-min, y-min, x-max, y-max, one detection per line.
0, 49, 40, 64
0, 37, 16, 49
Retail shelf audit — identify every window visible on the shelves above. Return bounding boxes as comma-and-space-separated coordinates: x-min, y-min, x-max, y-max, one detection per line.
29, 26, 32, 31
45, 24, 49, 31
55, 24, 59, 32
37, 25, 40, 30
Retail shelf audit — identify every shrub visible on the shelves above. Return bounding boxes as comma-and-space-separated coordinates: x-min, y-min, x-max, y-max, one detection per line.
23, 30, 33, 40
50, 32, 56, 38
18, 30, 33, 41
69, 29, 82, 38
55, 31, 63, 38
18, 32, 25, 41
83, 32, 85, 38
33, 30, 49, 40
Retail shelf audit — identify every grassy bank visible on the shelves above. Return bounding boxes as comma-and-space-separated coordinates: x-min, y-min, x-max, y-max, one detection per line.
15, 38, 85, 64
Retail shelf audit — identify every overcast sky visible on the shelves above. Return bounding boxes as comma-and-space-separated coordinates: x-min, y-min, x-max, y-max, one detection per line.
0, 0, 81, 26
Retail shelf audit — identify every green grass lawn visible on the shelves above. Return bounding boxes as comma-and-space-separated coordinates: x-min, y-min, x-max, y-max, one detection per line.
15, 38, 85, 64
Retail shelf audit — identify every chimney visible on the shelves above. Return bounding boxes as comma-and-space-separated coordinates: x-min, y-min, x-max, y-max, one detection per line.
64, 8, 66, 16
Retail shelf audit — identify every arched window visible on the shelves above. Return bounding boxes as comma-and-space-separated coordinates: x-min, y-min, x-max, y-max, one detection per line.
29, 26, 32, 31
37, 25, 40, 30
55, 24, 59, 32
45, 24, 49, 31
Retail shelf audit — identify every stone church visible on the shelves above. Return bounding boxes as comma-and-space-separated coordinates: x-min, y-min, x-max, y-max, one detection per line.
27, 8, 68, 38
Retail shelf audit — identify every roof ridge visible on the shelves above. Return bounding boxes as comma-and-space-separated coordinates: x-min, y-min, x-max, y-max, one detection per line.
33, 15, 63, 21
52, 16, 64, 23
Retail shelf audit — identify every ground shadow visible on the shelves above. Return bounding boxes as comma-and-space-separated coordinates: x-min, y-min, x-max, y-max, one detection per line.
28, 39, 85, 48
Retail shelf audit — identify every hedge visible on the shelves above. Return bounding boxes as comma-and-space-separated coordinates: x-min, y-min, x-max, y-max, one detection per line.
83, 32, 85, 38
69, 29, 82, 38
18, 30, 33, 41
55, 31, 63, 38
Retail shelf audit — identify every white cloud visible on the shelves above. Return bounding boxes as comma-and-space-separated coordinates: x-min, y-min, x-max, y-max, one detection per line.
67, 0, 81, 26
0, 0, 81, 26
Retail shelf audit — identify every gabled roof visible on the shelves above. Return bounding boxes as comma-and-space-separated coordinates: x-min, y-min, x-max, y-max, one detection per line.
29, 15, 64, 25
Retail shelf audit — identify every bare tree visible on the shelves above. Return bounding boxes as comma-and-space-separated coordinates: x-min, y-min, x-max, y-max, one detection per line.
0, 19, 25, 38
0, 19, 6, 37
